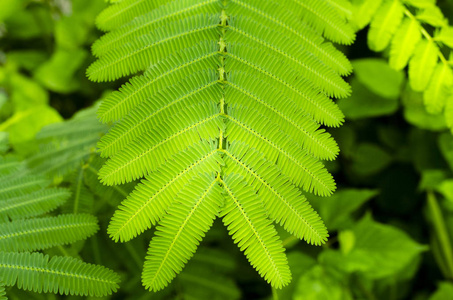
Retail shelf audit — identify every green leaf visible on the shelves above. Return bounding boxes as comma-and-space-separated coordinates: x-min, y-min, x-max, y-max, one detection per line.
142, 173, 223, 291
338, 230, 355, 255
337, 78, 399, 119
402, 0, 435, 8
0, 281, 5, 300
0, 187, 70, 222
430, 282, 453, 300
419, 170, 448, 191
350, 0, 383, 30
0, 105, 62, 148
352, 58, 404, 100
402, 86, 447, 130
89, 0, 352, 290
438, 133, 453, 172
409, 39, 439, 92
416, 5, 447, 27
220, 174, 291, 289
26, 105, 107, 178
423, 63, 453, 114
435, 26, 453, 48
437, 180, 453, 202
368, 0, 405, 52
0, 214, 99, 252
0, 0, 25, 22
7, 73, 48, 111
293, 265, 352, 300
350, 143, 392, 176
6, 50, 48, 72
389, 17, 421, 70
337, 215, 427, 279
325, 0, 353, 20
34, 49, 87, 94
0, 252, 120, 297
274, 252, 316, 300
179, 248, 241, 300
0, 133, 8, 155
63, 167, 94, 214
308, 189, 379, 230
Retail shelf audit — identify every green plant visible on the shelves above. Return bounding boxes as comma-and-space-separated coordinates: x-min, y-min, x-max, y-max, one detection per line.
0, 153, 120, 297
2, 0, 453, 299
350, 0, 453, 126
87, 0, 355, 291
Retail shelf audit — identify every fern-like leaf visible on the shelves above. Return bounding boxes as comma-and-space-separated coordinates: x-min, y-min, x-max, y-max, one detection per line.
97, 41, 219, 124
0, 153, 121, 298
0, 281, 5, 300
88, 0, 354, 290
142, 173, 223, 291
0, 252, 120, 297
284, 0, 355, 44
226, 105, 335, 196
0, 188, 70, 222
223, 141, 328, 245
0, 175, 49, 200
0, 156, 23, 177
220, 174, 291, 288
0, 214, 99, 252
108, 141, 222, 243
99, 102, 224, 185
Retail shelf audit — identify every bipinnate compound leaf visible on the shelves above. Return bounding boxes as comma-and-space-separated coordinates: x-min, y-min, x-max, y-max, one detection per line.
88, 0, 354, 290
0, 152, 121, 298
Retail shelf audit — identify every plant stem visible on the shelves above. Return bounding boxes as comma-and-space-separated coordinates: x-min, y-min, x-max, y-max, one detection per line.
272, 286, 279, 300
57, 245, 69, 257
427, 191, 453, 279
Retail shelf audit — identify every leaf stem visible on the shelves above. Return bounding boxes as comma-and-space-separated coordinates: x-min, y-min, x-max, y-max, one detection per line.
403, 8, 448, 64
427, 191, 453, 279
272, 286, 279, 300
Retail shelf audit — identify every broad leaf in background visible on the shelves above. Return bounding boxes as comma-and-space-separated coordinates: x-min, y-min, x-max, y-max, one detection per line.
352, 59, 404, 99
274, 252, 316, 300
294, 265, 352, 300
349, 143, 393, 176
308, 189, 379, 230
338, 59, 403, 119
403, 86, 448, 131
430, 282, 453, 300
326, 214, 427, 279
27, 105, 107, 179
